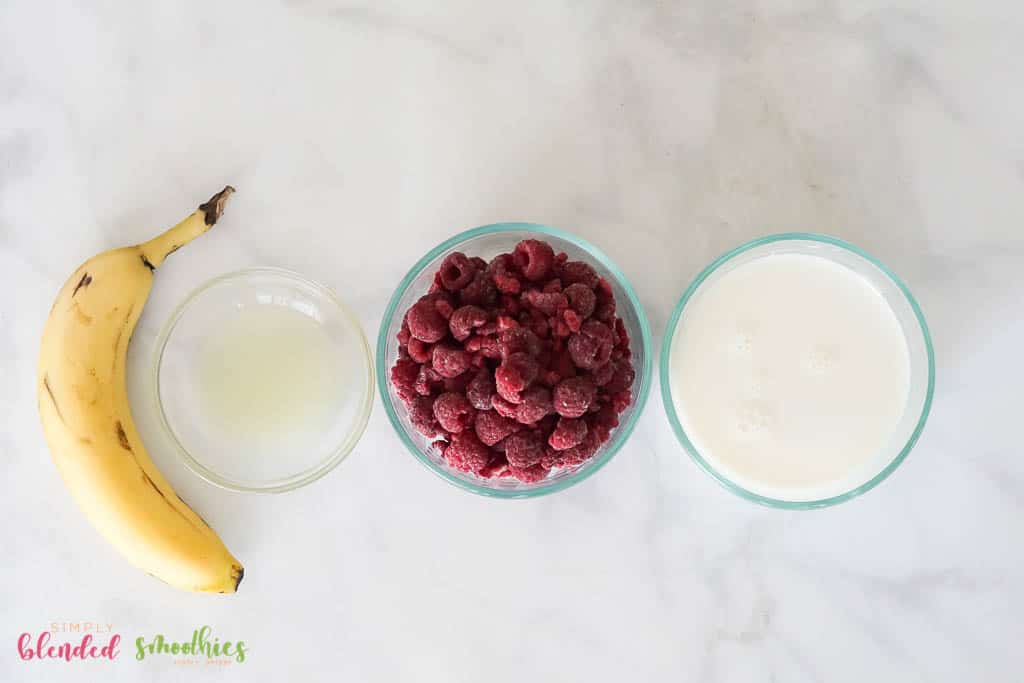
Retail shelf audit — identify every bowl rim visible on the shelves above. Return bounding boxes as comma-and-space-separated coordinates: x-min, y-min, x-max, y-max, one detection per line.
152, 266, 375, 494
376, 222, 654, 498
659, 232, 935, 509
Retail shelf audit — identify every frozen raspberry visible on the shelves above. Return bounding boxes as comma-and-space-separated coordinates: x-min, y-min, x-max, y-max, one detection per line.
466, 369, 496, 410
508, 463, 550, 483
499, 294, 521, 315
611, 389, 632, 414
563, 283, 596, 319
559, 261, 599, 289
439, 252, 476, 291
443, 372, 473, 393
513, 239, 555, 282
491, 394, 519, 419
449, 305, 488, 341
397, 322, 412, 346
548, 417, 588, 450
595, 299, 616, 323
566, 330, 598, 367
529, 314, 551, 339
431, 439, 448, 455
587, 405, 620, 442
548, 348, 577, 381
444, 432, 491, 473
499, 327, 542, 358
434, 298, 455, 321
474, 410, 518, 446
590, 361, 615, 386
429, 271, 444, 294
497, 315, 520, 331
495, 352, 539, 403
432, 344, 471, 378
432, 392, 476, 434
414, 364, 443, 396
594, 279, 616, 321
504, 431, 544, 468
553, 376, 596, 418
428, 290, 456, 317
604, 359, 636, 393
407, 338, 433, 363
469, 256, 487, 271
562, 309, 582, 333
390, 358, 420, 401
552, 318, 572, 338
479, 455, 509, 479
407, 298, 448, 343
488, 254, 522, 294
554, 431, 601, 467
515, 386, 552, 425
467, 334, 503, 359
542, 279, 562, 293
568, 320, 614, 369
540, 446, 561, 469
408, 395, 441, 437
523, 290, 568, 316
614, 318, 630, 351
459, 270, 498, 307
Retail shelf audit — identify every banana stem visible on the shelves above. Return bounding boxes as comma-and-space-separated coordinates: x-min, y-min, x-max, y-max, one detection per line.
139, 186, 235, 269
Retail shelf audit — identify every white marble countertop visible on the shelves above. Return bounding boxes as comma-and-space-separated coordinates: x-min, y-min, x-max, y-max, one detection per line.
2, 1, 1022, 681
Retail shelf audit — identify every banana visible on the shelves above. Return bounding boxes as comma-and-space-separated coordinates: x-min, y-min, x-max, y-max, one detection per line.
38, 187, 244, 593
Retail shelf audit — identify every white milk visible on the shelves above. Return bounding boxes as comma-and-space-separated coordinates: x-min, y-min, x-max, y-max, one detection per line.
670, 253, 911, 499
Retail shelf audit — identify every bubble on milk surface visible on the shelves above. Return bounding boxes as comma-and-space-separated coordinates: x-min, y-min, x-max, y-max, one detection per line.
805, 345, 838, 374
733, 334, 753, 353
733, 400, 775, 439
730, 323, 757, 354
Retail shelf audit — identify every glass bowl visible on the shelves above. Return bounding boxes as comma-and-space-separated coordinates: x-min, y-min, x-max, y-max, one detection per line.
660, 233, 935, 509
377, 223, 653, 498
153, 268, 374, 493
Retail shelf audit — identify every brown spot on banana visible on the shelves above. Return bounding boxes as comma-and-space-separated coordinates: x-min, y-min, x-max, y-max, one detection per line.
72, 272, 92, 297
120, 445, 205, 534
141, 472, 204, 533
42, 374, 65, 424
115, 420, 131, 451
140, 255, 156, 272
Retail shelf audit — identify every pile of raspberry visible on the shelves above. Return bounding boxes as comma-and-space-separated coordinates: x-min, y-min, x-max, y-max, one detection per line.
390, 238, 635, 483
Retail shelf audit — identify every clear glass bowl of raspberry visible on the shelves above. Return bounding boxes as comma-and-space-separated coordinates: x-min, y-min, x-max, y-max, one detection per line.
376, 223, 653, 498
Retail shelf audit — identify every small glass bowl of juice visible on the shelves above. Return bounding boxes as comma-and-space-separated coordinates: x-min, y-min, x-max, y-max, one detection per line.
153, 268, 374, 493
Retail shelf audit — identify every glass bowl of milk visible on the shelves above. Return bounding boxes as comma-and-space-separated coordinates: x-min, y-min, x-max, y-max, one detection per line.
661, 234, 934, 508
153, 268, 374, 493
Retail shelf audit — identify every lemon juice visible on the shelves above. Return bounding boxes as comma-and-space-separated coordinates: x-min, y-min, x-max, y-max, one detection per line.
197, 303, 346, 445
